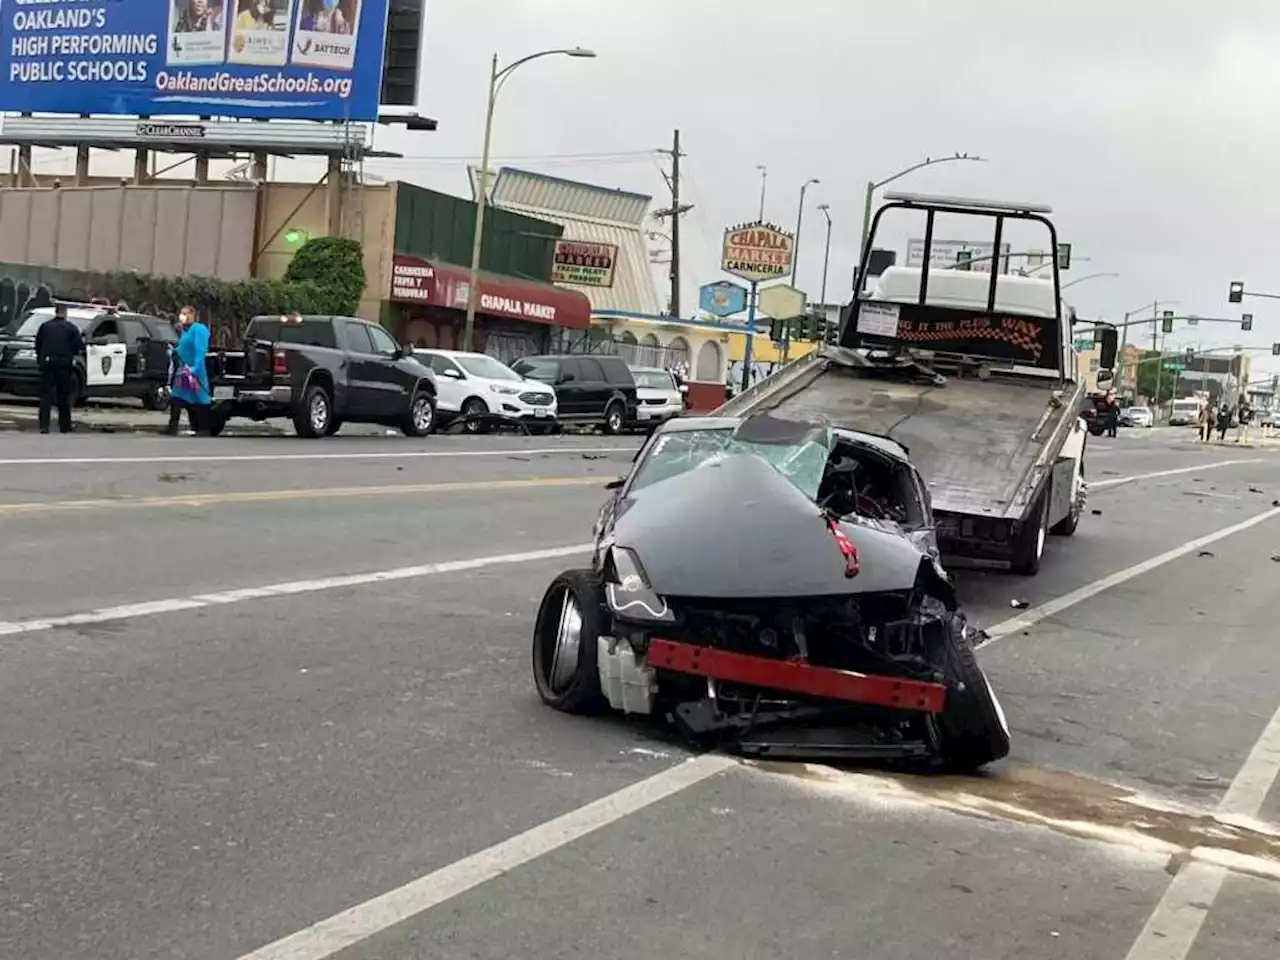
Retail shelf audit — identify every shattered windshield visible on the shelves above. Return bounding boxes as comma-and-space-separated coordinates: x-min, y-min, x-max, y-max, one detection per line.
629, 425, 831, 500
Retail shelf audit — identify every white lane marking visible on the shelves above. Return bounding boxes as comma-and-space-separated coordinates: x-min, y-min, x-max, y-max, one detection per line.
235, 754, 736, 960
1090, 459, 1263, 490
978, 505, 1280, 647
0, 544, 592, 638
1219, 705, 1280, 819
1121, 863, 1227, 960
0, 447, 638, 467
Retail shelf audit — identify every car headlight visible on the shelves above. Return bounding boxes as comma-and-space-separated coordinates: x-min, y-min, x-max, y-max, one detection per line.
490, 384, 521, 396
605, 546, 674, 622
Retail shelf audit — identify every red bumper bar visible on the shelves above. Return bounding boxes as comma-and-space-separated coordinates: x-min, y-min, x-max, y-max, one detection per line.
647, 638, 947, 714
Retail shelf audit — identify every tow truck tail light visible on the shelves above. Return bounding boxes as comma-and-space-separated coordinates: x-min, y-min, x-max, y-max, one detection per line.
272, 349, 287, 377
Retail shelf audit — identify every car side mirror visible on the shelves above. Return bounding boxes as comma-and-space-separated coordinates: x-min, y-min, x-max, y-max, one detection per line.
1095, 369, 1114, 387
605, 477, 625, 490
442, 368, 463, 379
558, 372, 575, 383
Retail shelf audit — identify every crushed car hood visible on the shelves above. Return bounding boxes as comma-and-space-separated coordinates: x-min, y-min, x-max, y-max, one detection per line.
612, 452, 932, 599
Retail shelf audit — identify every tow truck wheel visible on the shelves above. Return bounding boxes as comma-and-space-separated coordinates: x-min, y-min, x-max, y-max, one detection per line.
293, 384, 332, 438
142, 382, 167, 411
1050, 460, 1084, 536
1012, 487, 1050, 575
532, 569, 608, 715
930, 617, 1011, 772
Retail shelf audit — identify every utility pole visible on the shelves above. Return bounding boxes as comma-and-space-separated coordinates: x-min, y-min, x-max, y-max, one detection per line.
653, 129, 692, 317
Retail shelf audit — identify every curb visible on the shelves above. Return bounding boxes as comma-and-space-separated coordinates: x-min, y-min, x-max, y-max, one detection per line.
0, 415, 285, 437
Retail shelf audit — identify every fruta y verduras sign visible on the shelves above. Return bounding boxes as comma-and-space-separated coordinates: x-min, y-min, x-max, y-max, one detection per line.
721, 222, 795, 283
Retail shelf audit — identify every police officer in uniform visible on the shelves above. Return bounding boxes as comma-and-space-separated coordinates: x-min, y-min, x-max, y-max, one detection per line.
34, 303, 84, 434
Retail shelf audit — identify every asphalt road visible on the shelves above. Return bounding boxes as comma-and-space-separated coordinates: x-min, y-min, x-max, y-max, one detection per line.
1, 427, 1278, 959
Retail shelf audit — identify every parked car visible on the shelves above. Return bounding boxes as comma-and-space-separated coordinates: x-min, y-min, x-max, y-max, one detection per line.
206, 314, 436, 438
1120, 405, 1153, 428
510, 354, 638, 435
628, 366, 685, 428
414, 348, 557, 434
0, 302, 177, 409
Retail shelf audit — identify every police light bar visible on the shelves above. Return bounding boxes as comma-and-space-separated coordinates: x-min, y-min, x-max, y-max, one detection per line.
881, 191, 1053, 215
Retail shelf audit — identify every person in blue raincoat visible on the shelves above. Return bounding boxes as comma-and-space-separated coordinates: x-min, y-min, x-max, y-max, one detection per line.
169, 306, 212, 435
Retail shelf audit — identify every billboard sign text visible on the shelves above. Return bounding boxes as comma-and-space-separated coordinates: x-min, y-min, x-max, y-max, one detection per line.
551, 240, 618, 288
722, 222, 794, 283
0, 0, 391, 121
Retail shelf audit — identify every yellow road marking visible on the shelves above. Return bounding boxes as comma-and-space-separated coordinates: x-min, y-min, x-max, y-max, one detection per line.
0, 476, 607, 516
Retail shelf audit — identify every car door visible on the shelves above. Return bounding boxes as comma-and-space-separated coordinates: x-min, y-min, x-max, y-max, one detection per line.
136, 316, 176, 385
571, 356, 609, 417
339, 321, 381, 417
554, 358, 587, 416
84, 316, 127, 390
364, 322, 414, 416
425, 354, 466, 413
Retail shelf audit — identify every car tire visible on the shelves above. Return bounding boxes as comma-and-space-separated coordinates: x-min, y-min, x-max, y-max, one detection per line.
402, 390, 436, 437
929, 616, 1011, 772
1012, 485, 1050, 575
205, 409, 228, 437
1050, 460, 1084, 536
531, 569, 608, 715
293, 383, 332, 438
141, 381, 167, 411
325, 418, 344, 437
459, 397, 489, 434
602, 400, 625, 436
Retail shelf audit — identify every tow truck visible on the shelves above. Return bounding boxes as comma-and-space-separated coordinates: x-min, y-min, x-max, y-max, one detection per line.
717, 192, 1118, 575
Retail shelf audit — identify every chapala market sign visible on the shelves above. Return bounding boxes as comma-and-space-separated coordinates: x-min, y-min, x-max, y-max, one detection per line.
552, 240, 618, 288
722, 222, 795, 283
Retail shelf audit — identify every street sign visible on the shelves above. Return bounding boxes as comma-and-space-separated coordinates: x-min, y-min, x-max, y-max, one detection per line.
757, 284, 806, 320
1072, 337, 1094, 352
1164, 363, 1185, 372
721, 222, 795, 283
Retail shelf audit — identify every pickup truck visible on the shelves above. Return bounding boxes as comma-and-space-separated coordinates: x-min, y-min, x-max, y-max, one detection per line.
717, 192, 1118, 575
206, 314, 437, 438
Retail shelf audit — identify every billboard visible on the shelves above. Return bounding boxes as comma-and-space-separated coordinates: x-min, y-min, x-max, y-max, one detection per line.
551, 240, 618, 288
722, 222, 794, 283
906, 238, 1012, 274
699, 280, 747, 318
0, 0, 390, 121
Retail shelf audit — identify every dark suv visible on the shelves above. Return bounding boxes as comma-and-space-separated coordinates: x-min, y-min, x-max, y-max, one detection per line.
511, 354, 638, 435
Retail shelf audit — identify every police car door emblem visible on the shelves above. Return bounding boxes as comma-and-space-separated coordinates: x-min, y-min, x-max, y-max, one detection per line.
101, 355, 112, 375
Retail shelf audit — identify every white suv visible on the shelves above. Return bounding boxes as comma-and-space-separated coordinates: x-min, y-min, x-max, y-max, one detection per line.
415, 349, 558, 434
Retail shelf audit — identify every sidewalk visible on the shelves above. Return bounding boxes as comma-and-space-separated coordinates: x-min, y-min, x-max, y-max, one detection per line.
0, 402, 285, 436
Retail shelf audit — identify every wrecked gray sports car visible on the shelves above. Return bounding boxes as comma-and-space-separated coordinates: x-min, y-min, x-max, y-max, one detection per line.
531, 413, 1010, 770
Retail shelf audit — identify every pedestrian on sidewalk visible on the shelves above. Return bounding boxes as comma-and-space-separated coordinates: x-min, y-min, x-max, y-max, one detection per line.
169, 306, 211, 435
1198, 402, 1216, 442
1236, 399, 1253, 444
1217, 402, 1233, 442
34, 303, 84, 434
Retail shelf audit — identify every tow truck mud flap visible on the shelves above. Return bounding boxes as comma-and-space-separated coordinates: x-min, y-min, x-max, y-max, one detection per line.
1048, 457, 1077, 528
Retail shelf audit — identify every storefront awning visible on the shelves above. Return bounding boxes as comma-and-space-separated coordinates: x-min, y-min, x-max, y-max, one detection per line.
390, 253, 591, 330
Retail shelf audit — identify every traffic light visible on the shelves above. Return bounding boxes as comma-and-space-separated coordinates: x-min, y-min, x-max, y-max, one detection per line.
1229, 281, 1244, 304
1057, 243, 1072, 270
1184, 347, 1195, 365
1187, 316, 1199, 326
955, 250, 972, 271
1242, 313, 1254, 332
1273, 342, 1280, 356
1161, 313, 1174, 334
769, 316, 785, 343
805, 313, 822, 341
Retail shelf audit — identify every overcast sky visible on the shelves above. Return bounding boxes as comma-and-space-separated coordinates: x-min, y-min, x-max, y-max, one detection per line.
24, 0, 1280, 377
370, 0, 1280, 376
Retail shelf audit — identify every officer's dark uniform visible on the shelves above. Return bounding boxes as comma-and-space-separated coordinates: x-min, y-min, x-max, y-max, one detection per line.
34, 307, 84, 434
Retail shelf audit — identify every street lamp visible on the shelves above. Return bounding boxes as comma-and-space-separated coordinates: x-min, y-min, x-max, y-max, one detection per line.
817, 203, 833, 309
789, 178, 819, 287
1061, 271, 1119, 291
755, 165, 768, 220
858, 153, 986, 263
462, 46, 597, 352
